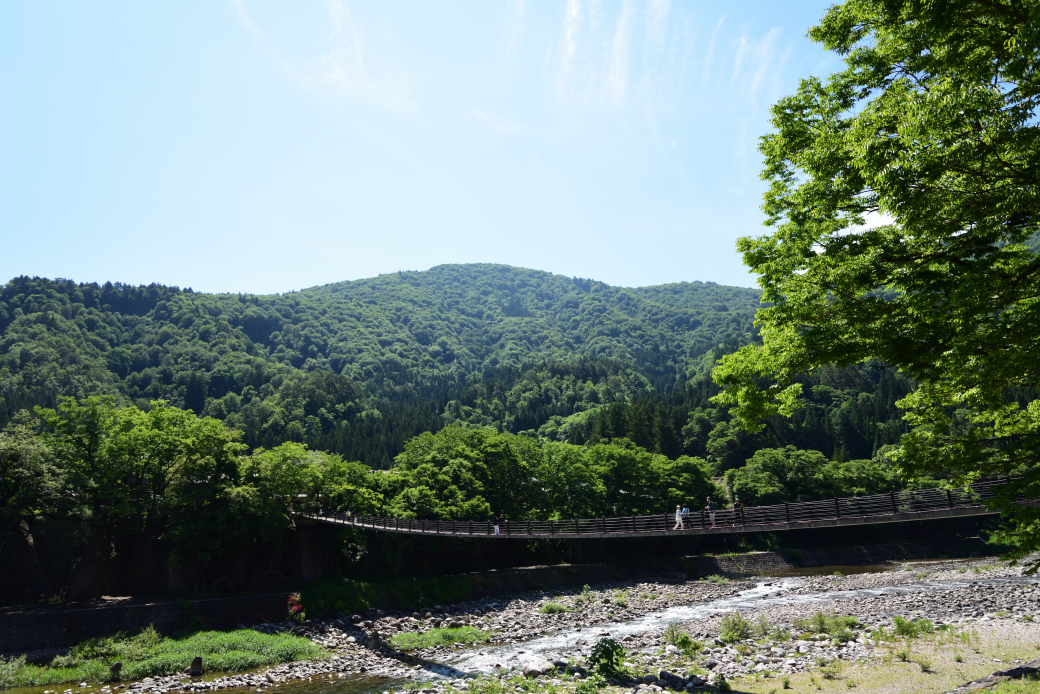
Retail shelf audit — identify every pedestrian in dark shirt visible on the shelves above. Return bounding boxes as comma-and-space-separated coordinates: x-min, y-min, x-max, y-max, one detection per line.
705, 496, 716, 529
733, 497, 744, 525
492, 513, 501, 535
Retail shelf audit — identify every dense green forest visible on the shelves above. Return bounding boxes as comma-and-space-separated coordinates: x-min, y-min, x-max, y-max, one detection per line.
0, 265, 910, 470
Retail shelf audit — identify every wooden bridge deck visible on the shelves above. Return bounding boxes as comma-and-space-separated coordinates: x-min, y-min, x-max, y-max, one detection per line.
296, 480, 1020, 540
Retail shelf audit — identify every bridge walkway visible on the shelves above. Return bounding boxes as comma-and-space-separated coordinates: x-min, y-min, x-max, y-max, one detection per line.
297, 480, 1015, 540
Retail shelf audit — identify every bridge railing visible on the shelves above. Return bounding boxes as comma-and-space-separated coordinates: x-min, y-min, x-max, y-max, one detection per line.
299, 479, 1007, 536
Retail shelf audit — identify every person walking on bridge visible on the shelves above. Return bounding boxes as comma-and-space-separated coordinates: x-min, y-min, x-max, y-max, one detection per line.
673, 504, 683, 530
681, 504, 690, 528
492, 513, 501, 535
732, 497, 744, 526
705, 496, 716, 529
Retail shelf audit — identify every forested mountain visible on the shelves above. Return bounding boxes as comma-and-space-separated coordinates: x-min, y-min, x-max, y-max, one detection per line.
0, 264, 909, 469
0, 265, 758, 464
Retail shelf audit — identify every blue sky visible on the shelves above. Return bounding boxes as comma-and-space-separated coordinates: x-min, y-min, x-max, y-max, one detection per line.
1, 1, 837, 294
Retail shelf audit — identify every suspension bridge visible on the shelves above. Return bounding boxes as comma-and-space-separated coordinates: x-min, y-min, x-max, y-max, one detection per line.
296, 480, 1025, 539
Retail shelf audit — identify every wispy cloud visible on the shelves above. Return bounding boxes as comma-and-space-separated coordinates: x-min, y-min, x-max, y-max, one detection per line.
699, 15, 724, 89
231, 0, 411, 110
500, 0, 527, 62
731, 26, 783, 107
555, 0, 583, 97
605, 0, 633, 107
468, 109, 529, 136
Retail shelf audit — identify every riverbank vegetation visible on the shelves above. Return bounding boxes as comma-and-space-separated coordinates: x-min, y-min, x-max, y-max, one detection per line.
0, 626, 322, 688
389, 626, 491, 651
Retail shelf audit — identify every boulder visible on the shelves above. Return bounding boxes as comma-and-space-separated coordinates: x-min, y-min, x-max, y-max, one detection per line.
657, 671, 683, 689
109, 662, 122, 680
523, 661, 554, 678
185, 657, 203, 677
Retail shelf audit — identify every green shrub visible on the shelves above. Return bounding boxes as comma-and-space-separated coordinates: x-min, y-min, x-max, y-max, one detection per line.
893, 615, 933, 639
587, 638, 629, 678
540, 602, 568, 614
574, 585, 594, 608
796, 611, 859, 635
719, 613, 752, 644
0, 656, 27, 689
831, 627, 855, 644
675, 634, 703, 655
704, 575, 730, 585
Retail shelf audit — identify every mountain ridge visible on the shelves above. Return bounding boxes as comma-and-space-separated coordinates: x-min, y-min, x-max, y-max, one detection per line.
0, 264, 762, 464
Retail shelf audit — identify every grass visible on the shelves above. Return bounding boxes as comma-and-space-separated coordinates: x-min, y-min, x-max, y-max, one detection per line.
388, 626, 491, 651
540, 602, 568, 614
612, 590, 629, 608
0, 626, 322, 688
703, 574, 730, 585
991, 675, 1040, 693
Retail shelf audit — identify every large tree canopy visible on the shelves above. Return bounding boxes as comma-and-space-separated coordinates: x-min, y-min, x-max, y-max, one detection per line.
712, 0, 1040, 562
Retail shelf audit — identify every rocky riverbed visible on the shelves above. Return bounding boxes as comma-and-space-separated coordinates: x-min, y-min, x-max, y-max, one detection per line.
56, 558, 1040, 694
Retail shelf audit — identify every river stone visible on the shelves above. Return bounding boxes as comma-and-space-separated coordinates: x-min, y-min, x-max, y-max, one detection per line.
523, 661, 553, 678
186, 657, 203, 676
